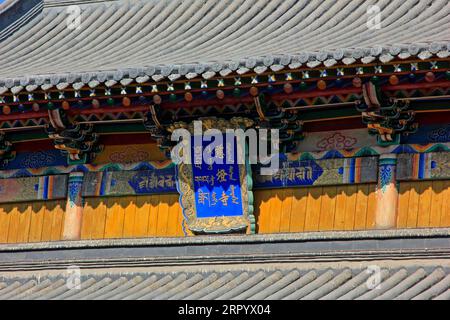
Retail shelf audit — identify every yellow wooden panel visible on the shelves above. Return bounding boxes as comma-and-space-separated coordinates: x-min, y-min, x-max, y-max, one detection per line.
122, 196, 137, 238
397, 182, 411, 228
27, 203, 45, 242
279, 189, 293, 233
406, 184, 420, 228
133, 196, 151, 237
304, 187, 323, 232
49, 201, 65, 241
268, 190, 282, 233
40, 203, 54, 242
366, 184, 377, 229
104, 197, 125, 239
7, 205, 21, 243
156, 195, 170, 236
90, 199, 108, 239
96, 194, 185, 239
334, 186, 348, 230
254, 190, 272, 234
416, 182, 433, 228
343, 185, 358, 231
354, 184, 369, 230
318, 186, 337, 231
428, 181, 445, 227
289, 188, 308, 232
147, 195, 160, 236
176, 205, 185, 237
166, 195, 181, 237
81, 198, 95, 239
0, 205, 11, 243
440, 181, 450, 227
16, 203, 32, 243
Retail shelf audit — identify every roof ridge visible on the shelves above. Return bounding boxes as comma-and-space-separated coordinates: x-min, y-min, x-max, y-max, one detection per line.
43, 0, 118, 8
0, 0, 18, 13
0, 0, 42, 41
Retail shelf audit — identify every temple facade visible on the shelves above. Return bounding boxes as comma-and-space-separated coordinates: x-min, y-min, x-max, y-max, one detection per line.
0, 0, 449, 300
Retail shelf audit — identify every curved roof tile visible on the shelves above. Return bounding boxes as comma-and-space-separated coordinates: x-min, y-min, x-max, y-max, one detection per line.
1, 264, 450, 300
0, 0, 449, 91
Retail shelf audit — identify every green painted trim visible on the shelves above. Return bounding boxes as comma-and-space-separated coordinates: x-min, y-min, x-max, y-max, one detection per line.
377, 134, 401, 146
379, 158, 397, 166
245, 141, 255, 234
9, 132, 48, 142
67, 153, 87, 165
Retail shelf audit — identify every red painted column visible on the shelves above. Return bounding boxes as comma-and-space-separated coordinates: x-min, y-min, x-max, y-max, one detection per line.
375, 154, 398, 229
62, 172, 84, 240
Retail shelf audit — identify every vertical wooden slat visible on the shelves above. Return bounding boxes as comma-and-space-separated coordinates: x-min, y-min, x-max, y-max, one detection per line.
343, 185, 358, 230
0, 205, 10, 243
428, 181, 445, 227
147, 195, 160, 236
81, 198, 95, 239
166, 195, 181, 237
90, 198, 107, 239
28, 203, 45, 243
156, 195, 170, 236
50, 201, 65, 241
122, 196, 137, 238
268, 189, 282, 233
366, 184, 377, 229
354, 184, 369, 230
133, 196, 151, 237
406, 183, 420, 228
334, 186, 347, 231
396, 182, 411, 228
16, 203, 32, 243
289, 187, 308, 232
440, 181, 450, 227
304, 187, 323, 232
176, 203, 185, 236
254, 190, 272, 234
104, 197, 125, 239
279, 189, 293, 233
417, 182, 433, 227
7, 205, 21, 243
41, 202, 54, 242
318, 186, 337, 231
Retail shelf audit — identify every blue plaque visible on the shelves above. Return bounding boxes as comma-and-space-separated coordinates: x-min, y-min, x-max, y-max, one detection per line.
191, 135, 243, 218
254, 154, 324, 188
174, 118, 255, 234
128, 169, 177, 194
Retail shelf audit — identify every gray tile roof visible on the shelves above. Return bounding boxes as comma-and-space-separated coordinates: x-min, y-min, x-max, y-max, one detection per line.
1, 228, 450, 300
1, 262, 450, 300
0, 0, 449, 94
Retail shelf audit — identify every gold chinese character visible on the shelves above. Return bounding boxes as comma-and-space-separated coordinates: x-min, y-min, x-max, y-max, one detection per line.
215, 145, 224, 159
287, 167, 296, 181
229, 185, 239, 204
194, 145, 203, 165
165, 175, 174, 188
211, 192, 218, 206
198, 190, 209, 205
138, 177, 149, 189
158, 176, 165, 187
216, 169, 228, 183
219, 191, 229, 206
228, 166, 237, 181
226, 142, 234, 163
149, 172, 159, 188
